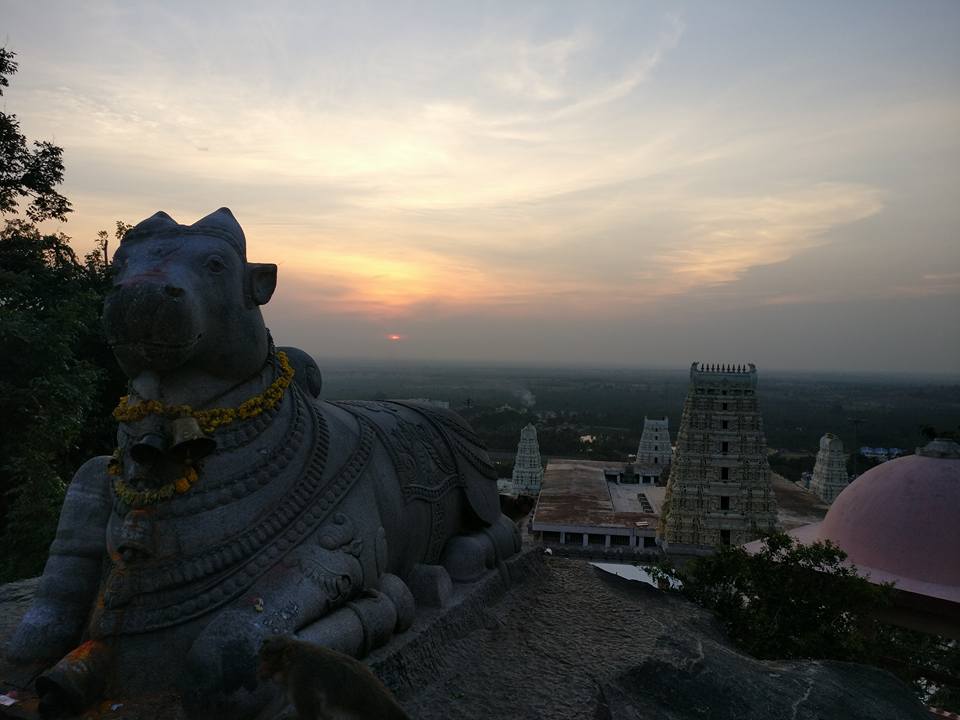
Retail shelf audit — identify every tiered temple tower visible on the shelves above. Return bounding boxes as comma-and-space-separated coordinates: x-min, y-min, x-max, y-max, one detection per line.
659, 363, 777, 547
636, 417, 671, 484
512, 423, 544, 494
810, 433, 848, 504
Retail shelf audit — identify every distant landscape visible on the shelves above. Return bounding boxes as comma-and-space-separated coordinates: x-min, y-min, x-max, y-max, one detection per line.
316, 359, 960, 479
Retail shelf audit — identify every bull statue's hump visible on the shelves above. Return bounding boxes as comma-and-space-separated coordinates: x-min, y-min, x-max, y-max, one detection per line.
336, 399, 502, 527
4, 210, 520, 720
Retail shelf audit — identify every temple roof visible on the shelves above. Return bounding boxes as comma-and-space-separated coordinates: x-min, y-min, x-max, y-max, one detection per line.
751, 440, 960, 606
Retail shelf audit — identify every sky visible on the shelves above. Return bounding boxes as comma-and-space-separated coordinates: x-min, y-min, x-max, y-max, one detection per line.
3, 1, 959, 373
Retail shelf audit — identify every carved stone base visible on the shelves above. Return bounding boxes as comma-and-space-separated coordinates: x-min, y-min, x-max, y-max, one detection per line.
0, 550, 540, 720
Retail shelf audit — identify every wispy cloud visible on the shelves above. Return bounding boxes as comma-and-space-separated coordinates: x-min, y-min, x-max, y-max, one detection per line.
6, 1, 957, 370
490, 32, 589, 101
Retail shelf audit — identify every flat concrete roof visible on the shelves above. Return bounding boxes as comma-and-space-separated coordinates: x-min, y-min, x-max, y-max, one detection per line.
533, 463, 825, 533
532, 460, 661, 530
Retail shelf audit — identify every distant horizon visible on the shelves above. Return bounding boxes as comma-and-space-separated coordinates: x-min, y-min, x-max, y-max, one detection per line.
303, 352, 960, 382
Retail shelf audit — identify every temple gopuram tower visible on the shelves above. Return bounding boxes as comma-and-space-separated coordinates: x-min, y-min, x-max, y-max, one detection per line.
636, 416, 671, 484
512, 423, 544, 494
659, 363, 777, 548
810, 433, 848, 504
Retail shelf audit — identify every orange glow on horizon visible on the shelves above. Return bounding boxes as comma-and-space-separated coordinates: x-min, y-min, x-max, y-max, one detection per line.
387, 334, 404, 341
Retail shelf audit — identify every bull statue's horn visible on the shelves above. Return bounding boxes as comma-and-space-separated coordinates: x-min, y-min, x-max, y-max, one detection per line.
191, 207, 247, 258
122, 211, 179, 243
169, 417, 216, 462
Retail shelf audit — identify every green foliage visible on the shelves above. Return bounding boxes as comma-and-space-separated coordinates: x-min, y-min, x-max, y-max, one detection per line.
677, 532, 890, 661
0, 49, 71, 222
0, 221, 125, 580
921, 424, 960, 441
0, 48, 126, 581
878, 625, 960, 712
653, 532, 960, 711
767, 451, 813, 482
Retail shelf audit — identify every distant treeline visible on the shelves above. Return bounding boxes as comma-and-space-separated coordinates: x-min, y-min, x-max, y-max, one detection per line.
320, 363, 959, 458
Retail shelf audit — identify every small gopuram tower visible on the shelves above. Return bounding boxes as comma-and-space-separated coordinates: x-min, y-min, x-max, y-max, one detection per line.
512, 423, 544, 494
810, 433, 848, 504
636, 416, 671, 484
660, 363, 777, 547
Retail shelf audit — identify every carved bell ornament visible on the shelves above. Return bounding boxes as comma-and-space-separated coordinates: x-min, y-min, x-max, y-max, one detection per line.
168, 416, 216, 461
128, 432, 168, 465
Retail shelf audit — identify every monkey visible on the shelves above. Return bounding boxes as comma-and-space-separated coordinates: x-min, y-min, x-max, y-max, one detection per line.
258, 635, 412, 720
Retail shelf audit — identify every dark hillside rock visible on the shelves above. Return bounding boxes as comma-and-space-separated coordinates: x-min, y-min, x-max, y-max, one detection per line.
1, 556, 928, 719
601, 634, 928, 720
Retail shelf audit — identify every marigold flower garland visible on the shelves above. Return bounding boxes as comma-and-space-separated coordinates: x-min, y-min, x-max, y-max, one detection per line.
109, 351, 295, 507
110, 455, 199, 507
112, 351, 294, 433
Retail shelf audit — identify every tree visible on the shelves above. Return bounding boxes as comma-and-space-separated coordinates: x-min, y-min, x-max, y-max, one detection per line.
921, 425, 960, 441
0, 49, 126, 580
647, 532, 959, 711
0, 49, 71, 222
671, 532, 889, 661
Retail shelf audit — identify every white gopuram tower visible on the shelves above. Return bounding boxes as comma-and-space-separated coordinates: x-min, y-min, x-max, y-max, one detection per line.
810, 433, 848, 504
636, 417, 671, 484
512, 423, 544, 494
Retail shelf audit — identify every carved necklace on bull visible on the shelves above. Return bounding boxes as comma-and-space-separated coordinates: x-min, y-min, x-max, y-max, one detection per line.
108, 348, 295, 507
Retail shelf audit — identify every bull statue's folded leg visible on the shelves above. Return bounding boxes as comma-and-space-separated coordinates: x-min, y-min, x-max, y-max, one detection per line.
440, 514, 522, 582
6, 457, 112, 668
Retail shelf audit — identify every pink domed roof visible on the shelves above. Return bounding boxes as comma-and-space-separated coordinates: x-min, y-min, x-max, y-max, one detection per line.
816, 442, 960, 592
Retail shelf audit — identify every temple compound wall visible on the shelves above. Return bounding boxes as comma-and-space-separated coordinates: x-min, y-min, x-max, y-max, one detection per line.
659, 363, 778, 548
810, 433, 848, 504
635, 416, 671, 484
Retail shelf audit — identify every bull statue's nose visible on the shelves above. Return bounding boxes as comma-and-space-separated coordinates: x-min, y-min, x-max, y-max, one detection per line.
164, 284, 185, 298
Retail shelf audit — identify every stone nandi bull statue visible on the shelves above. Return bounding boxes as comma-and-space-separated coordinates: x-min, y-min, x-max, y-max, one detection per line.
5, 209, 519, 719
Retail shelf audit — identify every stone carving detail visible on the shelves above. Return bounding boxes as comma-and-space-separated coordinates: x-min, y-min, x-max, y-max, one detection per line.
288, 512, 366, 615
3, 208, 519, 720
262, 601, 302, 635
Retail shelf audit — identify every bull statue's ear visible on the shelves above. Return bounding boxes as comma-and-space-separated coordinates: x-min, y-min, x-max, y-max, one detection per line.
247, 263, 277, 306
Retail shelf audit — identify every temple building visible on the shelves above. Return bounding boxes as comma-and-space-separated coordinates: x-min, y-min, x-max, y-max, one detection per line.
531, 459, 663, 552
810, 433, 848, 503
659, 363, 778, 548
635, 416, 671, 484
747, 439, 960, 639
512, 423, 544, 494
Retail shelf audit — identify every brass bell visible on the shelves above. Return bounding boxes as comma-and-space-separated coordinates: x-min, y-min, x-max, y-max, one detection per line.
129, 432, 168, 465
168, 417, 216, 461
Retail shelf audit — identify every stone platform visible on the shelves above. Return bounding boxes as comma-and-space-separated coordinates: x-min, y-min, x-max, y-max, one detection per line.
1, 551, 929, 719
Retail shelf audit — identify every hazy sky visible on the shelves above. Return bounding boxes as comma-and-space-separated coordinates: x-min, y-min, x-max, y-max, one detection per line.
4, 1, 959, 373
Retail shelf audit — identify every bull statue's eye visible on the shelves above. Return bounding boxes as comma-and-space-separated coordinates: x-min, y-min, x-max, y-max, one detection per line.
205, 255, 226, 274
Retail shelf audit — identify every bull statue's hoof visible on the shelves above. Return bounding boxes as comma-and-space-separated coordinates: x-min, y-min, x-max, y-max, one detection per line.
4, 208, 521, 720
407, 565, 454, 608
442, 515, 523, 582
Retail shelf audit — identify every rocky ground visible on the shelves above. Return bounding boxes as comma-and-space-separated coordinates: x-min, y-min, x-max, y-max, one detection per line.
1, 553, 929, 720
382, 554, 928, 720
771, 473, 830, 530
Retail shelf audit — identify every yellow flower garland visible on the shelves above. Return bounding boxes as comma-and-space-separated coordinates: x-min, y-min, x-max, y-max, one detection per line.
109, 351, 295, 506
113, 351, 294, 433
111, 463, 198, 507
